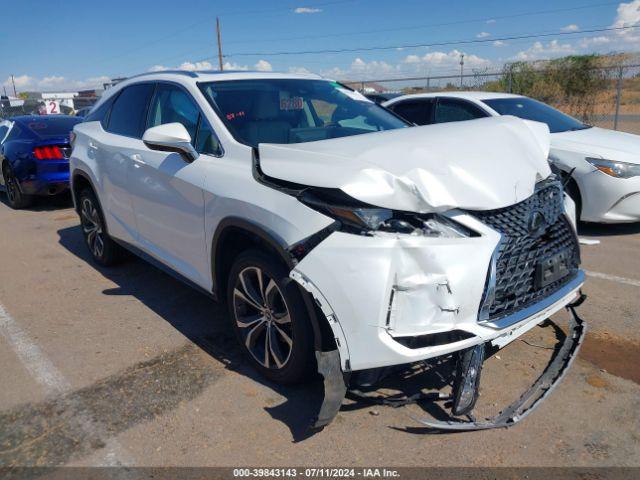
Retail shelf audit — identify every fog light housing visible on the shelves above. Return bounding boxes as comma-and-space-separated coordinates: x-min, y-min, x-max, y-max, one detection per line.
451, 344, 485, 416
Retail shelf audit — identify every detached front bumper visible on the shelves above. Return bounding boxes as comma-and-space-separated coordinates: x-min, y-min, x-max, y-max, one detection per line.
292, 212, 584, 372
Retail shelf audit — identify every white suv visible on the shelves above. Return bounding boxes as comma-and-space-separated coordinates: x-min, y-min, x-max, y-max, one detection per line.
70, 71, 586, 431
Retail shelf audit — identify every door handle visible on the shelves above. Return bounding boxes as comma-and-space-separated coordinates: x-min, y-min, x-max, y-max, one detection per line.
131, 154, 146, 167
88, 142, 98, 151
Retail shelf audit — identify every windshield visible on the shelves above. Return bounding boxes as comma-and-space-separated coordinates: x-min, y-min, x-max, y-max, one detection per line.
199, 79, 407, 147
482, 97, 590, 133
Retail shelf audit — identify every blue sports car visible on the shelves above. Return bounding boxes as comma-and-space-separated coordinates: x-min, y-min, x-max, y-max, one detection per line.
0, 115, 81, 209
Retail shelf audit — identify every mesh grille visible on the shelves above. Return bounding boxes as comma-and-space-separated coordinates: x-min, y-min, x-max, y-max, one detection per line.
472, 179, 580, 321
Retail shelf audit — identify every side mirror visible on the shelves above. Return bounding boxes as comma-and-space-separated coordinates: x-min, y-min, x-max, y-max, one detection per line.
142, 123, 199, 162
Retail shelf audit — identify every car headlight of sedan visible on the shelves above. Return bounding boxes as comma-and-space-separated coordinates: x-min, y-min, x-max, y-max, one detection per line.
586, 157, 640, 179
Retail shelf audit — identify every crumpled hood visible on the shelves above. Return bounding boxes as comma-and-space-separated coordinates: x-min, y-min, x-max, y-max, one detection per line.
259, 116, 552, 212
552, 126, 640, 165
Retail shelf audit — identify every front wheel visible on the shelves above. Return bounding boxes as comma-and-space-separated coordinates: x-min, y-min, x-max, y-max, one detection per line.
2, 165, 33, 209
227, 250, 315, 384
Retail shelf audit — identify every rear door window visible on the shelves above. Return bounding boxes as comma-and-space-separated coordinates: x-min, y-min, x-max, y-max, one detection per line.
390, 100, 434, 125
107, 84, 155, 138
434, 98, 487, 124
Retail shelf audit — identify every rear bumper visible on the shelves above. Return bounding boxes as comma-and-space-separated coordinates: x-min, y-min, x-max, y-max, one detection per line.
18, 172, 69, 196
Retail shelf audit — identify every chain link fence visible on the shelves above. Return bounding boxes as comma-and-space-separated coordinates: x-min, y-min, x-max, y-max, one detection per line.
344, 63, 640, 135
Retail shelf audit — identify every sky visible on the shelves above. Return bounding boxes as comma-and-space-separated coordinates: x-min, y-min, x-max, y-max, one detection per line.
1, 0, 640, 93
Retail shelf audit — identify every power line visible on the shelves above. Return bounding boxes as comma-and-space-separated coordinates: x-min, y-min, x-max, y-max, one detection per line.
223, 25, 640, 58
220, 1, 621, 47
129, 0, 621, 70
97, 0, 357, 68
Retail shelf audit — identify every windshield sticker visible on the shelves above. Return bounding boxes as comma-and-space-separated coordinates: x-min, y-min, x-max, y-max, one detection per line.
280, 97, 304, 111
226, 111, 246, 121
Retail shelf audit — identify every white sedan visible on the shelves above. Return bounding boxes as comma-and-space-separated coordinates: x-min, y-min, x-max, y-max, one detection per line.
384, 92, 640, 223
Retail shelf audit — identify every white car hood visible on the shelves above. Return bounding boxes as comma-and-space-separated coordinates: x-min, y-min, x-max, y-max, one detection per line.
259, 116, 551, 213
552, 126, 640, 165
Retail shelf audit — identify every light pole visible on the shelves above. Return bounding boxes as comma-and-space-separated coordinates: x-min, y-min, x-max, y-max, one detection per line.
459, 54, 464, 89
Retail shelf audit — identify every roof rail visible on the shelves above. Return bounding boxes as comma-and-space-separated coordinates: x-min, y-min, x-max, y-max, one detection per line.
125, 70, 200, 81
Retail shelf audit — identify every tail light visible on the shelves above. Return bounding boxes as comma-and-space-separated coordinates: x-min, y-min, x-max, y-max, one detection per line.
33, 145, 64, 160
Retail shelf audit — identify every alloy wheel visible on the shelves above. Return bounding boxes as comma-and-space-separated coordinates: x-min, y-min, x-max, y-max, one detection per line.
232, 266, 294, 369
80, 197, 105, 259
4, 170, 18, 204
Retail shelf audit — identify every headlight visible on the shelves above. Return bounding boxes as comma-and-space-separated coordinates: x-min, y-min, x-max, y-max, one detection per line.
586, 157, 640, 179
300, 189, 473, 238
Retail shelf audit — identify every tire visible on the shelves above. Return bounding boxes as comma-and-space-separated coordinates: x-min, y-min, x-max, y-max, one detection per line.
227, 249, 315, 384
78, 188, 124, 266
565, 178, 582, 222
2, 164, 33, 209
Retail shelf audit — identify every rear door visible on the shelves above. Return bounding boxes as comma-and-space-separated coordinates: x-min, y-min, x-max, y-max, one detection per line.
388, 99, 435, 126
433, 98, 488, 124
98, 83, 155, 243
129, 82, 215, 287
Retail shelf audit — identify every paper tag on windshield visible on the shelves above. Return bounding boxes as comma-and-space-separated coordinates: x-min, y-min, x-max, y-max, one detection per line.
336, 88, 373, 103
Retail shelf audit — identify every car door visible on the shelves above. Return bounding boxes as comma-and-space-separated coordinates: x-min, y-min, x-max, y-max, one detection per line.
129, 82, 216, 287
433, 97, 489, 124
97, 83, 155, 243
388, 99, 435, 126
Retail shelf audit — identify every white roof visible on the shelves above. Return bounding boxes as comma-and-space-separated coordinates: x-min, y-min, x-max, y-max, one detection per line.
385, 91, 523, 105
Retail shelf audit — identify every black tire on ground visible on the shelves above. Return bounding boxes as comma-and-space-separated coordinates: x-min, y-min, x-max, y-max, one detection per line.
2, 164, 34, 209
565, 178, 582, 222
227, 249, 315, 384
78, 188, 125, 267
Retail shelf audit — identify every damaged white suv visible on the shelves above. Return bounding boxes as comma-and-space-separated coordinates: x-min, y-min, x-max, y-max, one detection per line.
70, 71, 586, 431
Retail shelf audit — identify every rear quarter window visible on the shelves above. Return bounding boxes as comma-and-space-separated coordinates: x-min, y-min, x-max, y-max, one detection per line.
106, 84, 155, 138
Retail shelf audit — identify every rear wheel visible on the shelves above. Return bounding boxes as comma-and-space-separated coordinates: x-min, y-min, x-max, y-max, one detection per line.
78, 188, 124, 266
227, 250, 315, 384
2, 164, 33, 209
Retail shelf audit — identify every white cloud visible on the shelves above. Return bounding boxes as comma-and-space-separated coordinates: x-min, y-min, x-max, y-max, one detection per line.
322, 50, 492, 79
288, 66, 312, 74
148, 59, 272, 72
2, 74, 112, 92
561, 24, 579, 32
486, 19, 496, 24
477, 31, 491, 38
294, 7, 322, 14
178, 61, 215, 71
254, 59, 273, 71
513, 40, 576, 61
493, 40, 507, 47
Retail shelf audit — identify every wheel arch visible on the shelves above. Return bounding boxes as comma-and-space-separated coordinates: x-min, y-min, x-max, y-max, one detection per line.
211, 217, 338, 353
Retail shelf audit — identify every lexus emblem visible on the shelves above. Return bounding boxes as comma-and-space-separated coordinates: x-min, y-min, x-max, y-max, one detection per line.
529, 210, 547, 237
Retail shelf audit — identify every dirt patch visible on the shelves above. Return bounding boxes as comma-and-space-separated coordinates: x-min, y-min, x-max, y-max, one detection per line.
580, 332, 640, 385
0, 344, 222, 467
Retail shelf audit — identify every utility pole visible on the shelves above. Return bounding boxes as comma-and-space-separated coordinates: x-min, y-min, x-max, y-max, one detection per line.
216, 17, 224, 71
459, 54, 464, 89
11, 75, 17, 97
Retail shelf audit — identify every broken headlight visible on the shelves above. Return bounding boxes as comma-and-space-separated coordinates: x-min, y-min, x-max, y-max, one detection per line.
299, 188, 473, 237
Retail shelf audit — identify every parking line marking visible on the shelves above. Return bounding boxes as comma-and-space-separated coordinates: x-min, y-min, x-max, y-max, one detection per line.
585, 270, 640, 288
0, 302, 70, 393
0, 301, 133, 466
